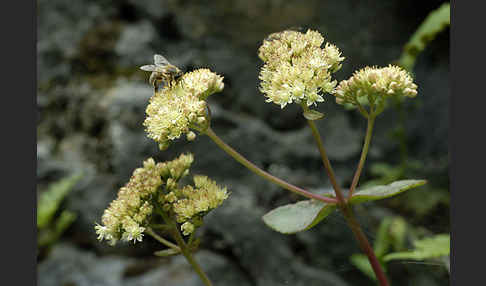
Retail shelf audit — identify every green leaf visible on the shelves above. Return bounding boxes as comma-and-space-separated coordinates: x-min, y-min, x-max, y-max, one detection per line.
262, 180, 425, 234
350, 254, 378, 280
38, 211, 77, 247
303, 109, 325, 120
262, 200, 336, 234
389, 217, 407, 251
374, 217, 393, 258
54, 211, 77, 235
397, 3, 450, 71
350, 179, 427, 205
383, 234, 450, 262
37, 173, 83, 229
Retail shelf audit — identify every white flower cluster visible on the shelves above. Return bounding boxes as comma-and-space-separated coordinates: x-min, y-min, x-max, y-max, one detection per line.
258, 29, 345, 108
144, 69, 224, 150
181, 68, 224, 100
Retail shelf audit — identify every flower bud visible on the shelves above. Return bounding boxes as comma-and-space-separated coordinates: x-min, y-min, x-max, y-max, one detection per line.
187, 131, 196, 141
333, 65, 418, 113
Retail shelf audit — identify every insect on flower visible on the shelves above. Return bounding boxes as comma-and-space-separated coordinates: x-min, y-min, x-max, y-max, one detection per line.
140, 54, 183, 92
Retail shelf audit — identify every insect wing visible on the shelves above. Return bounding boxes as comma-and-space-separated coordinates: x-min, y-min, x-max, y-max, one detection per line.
154, 54, 170, 66
140, 65, 157, 71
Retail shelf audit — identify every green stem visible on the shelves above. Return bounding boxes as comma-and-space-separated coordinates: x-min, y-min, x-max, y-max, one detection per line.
146, 227, 180, 251
204, 127, 338, 204
170, 222, 213, 286
155, 208, 213, 286
355, 101, 369, 119
306, 119, 347, 204
348, 115, 375, 198
305, 117, 389, 286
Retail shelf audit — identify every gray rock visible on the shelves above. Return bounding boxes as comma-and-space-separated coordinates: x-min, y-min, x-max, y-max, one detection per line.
100, 80, 159, 179
126, 0, 170, 19
38, 243, 132, 286
37, 0, 114, 84
203, 184, 348, 285
37, 1, 449, 285
115, 21, 158, 68
38, 243, 252, 286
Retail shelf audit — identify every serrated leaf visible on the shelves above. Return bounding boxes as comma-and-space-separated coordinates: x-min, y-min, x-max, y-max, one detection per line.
397, 3, 450, 71
262, 200, 336, 234
383, 234, 450, 262
350, 180, 427, 205
303, 110, 324, 120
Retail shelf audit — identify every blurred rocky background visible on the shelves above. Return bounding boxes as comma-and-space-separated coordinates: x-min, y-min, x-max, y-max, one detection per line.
37, 0, 450, 285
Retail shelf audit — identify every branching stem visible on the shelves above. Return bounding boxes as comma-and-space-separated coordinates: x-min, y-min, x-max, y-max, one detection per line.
305, 116, 389, 286
204, 127, 338, 204
170, 223, 213, 286
306, 119, 347, 204
154, 208, 213, 286
146, 227, 180, 251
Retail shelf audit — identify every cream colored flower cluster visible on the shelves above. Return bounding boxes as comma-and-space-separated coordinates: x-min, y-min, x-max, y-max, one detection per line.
144, 69, 224, 150
159, 153, 194, 182
258, 29, 345, 108
169, 175, 229, 235
95, 153, 228, 244
333, 65, 418, 107
95, 158, 165, 245
181, 68, 224, 100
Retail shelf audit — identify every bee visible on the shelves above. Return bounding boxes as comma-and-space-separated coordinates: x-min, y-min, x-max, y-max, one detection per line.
140, 54, 183, 92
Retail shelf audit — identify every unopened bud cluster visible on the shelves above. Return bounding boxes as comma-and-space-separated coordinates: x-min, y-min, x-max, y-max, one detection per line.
258, 29, 344, 108
169, 176, 229, 235
333, 65, 418, 108
95, 153, 229, 244
95, 158, 165, 245
144, 69, 224, 150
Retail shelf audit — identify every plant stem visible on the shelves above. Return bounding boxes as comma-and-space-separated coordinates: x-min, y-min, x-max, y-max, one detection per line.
348, 115, 375, 198
204, 127, 338, 204
170, 222, 213, 286
306, 118, 389, 286
146, 227, 180, 251
306, 119, 347, 204
340, 205, 389, 286
154, 207, 213, 286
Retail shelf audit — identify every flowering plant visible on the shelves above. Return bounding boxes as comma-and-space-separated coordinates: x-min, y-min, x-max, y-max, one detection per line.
96, 29, 425, 286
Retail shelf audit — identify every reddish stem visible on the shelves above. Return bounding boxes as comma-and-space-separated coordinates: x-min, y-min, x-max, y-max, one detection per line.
205, 127, 338, 204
